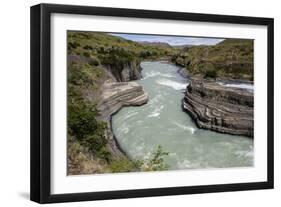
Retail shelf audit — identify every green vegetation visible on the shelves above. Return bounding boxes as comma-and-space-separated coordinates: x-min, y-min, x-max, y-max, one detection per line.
204, 69, 217, 79
142, 145, 170, 171
108, 145, 169, 173
68, 62, 111, 163
98, 47, 136, 79
108, 158, 142, 173
88, 58, 99, 66
68, 136, 108, 175
68, 31, 177, 62
67, 32, 173, 174
172, 39, 254, 80
67, 31, 177, 82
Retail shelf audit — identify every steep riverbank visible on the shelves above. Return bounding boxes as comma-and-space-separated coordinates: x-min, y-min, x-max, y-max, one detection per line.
183, 77, 254, 137
67, 50, 150, 173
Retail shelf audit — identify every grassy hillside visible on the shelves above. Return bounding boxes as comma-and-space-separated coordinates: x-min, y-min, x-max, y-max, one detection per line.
172, 39, 254, 80
68, 31, 177, 62
67, 32, 172, 174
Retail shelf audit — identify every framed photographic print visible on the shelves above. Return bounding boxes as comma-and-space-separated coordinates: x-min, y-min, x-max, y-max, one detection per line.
30, 3, 274, 203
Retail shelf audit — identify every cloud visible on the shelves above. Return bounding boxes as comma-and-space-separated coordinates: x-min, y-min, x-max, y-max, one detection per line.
109, 33, 224, 46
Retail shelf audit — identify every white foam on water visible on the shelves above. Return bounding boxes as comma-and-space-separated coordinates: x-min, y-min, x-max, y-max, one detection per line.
217, 81, 254, 92
148, 105, 164, 118
122, 111, 139, 120
148, 94, 162, 105
177, 159, 193, 169
173, 122, 196, 134
148, 112, 160, 117
235, 150, 254, 158
156, 78, 188, 90
161, 73, 175, 78
142, 71, 175, 80
218, 141, 233, 147
119, 126, 129, 134
134, 143, 145, 155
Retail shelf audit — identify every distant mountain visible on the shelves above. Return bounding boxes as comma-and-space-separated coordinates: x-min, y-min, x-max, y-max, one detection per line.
138, 41, 172, 48
173, 44, 195, 49
218, 39, 253, 46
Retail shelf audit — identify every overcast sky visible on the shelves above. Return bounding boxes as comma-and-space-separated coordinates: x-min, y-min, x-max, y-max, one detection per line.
109, 33, 224, 46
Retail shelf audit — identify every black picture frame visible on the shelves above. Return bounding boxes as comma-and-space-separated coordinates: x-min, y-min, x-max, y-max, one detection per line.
30, 3, 274, 204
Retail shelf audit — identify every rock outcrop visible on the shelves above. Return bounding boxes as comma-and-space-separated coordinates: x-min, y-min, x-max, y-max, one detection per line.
68, 54, 143, 83
177, 67, 189, 79
105, 61, 143, 82
97, 81, 148, 157
98, 81, 148, 120
183, 78, 254, 137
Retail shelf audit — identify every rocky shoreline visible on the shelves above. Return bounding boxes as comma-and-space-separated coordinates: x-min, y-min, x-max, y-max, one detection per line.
182, 78, 254, 137
97, 61, 254, 161
97, 81, 149, 157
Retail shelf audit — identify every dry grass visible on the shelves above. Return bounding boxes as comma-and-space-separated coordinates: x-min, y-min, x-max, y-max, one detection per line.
67, 136, 110, 175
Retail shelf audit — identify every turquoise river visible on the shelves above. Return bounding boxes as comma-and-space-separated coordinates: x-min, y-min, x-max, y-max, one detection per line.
112, 61, 254, 170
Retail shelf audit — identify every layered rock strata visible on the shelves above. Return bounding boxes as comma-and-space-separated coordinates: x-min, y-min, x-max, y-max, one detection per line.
183, 78, 254, 137
98, 81, 148, 120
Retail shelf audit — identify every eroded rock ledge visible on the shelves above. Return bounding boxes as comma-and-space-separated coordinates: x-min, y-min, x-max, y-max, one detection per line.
98, 81, 148, 120
183, 78, 254, 137
97, 81, 148, 157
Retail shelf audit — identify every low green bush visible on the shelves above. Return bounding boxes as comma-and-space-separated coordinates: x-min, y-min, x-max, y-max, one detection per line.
204, 69, 217, 79
143, 145, 169, 171
89, 59, 99, 66
83, 45, 93, 50
68, 41, 80, 49
83, 51, 91, 57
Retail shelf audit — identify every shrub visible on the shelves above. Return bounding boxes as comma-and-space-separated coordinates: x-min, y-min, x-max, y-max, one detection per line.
204, 69, 217, 79
143, 145, 169, 171
99, 47, 135, 79
139, 50, 152, 58
81, 123, 107, 152
171, 54, 178, 62
89, 59, 99, 66
96, 147, 112, 162
68, 41, 81, 49
68, 97, 109, 158
68, 100, 100, 139
98, 47, 105, 54
83, 45, 93, 50
68, 63, 93, 86
83, 51, 91, 57
109, 158, 140, 173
